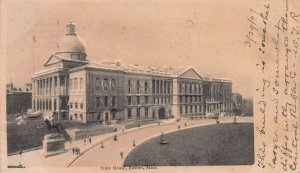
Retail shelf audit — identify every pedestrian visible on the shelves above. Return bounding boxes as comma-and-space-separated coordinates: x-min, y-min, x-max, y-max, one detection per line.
114, 134, 118, 141
120, 151, 124, 159
133, 140, 135, 147
19, 148, 23, 157
77, 148, 80, 155
89, 135, 92, 143
18, 148, 23, 166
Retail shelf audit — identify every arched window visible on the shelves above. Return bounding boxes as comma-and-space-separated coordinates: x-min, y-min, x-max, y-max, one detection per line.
145, 82, 148, 93
95, 78, 101, 92
103, 79, 109, 91
136, 80, 140, 93
74, 78, 78, 90
69, 79, 73, 90
111, 79, 116, 91
128, 80, 132, 93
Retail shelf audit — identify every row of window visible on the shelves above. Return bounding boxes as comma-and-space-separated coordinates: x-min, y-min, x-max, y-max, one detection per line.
212, 85, 232, 93
96, 96, 116, 108
207, 94, 232, 102
153, 97, 172, 105
179, 82, 203, 94
179, 95, 204, 104
152, 80, 172, 95
127, 107, 149, 119
180, 104, 204, 114
69, 78, 84, 90
127, 80, 149, 94
95, 78, 117, 92
69, 102, 84, 110
127, 96, 148, 105
69, 113, 83, 121
224, 95, 232, 101
127, 96, 172, 106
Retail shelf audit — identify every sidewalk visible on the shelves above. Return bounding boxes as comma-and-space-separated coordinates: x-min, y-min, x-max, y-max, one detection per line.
7, 117, 177, 167
71, 116, 252, 167
7, 116, 252, 167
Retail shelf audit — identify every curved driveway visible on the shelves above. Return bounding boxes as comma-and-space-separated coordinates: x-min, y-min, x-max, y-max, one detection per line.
71, 117, 252, 167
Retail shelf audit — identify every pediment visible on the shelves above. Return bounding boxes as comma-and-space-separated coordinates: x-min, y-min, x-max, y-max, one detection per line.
44, 55, 62, 67
178, 68, 202, 79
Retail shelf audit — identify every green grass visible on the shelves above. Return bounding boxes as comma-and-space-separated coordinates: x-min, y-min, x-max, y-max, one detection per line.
124, 123, 254, 166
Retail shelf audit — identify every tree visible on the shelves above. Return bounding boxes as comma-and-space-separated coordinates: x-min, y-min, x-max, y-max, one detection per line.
242, 99, 253, 116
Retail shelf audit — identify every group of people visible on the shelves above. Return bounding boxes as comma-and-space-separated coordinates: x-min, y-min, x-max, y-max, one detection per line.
71, 135, 92, 156
72, 147, 80, 155
83, 135, 92, 144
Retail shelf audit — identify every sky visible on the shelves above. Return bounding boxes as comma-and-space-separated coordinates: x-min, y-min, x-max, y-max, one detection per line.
3, 0, 258, 98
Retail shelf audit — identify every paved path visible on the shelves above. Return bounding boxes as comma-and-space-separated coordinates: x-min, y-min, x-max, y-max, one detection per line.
71, 116, 253, 167
7, 116, 252, 167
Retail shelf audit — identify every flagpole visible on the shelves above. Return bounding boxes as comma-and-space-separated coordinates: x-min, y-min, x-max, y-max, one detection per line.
32, 35, 36, 73
57, 18, 60, 53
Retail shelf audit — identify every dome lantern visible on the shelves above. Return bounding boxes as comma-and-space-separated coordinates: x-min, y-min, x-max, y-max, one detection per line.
66, 20, 76, 36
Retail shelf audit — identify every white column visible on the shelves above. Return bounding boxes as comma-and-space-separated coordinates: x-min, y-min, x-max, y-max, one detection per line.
39, 79, 41, 96
38, 80, 40, 96
35, 80, 37, 96
32, 81, 35, 96
41, 79, 43, 96
43, 79, 45, 96
45, 78, 49, 96
52, 76, 55, 95
57, 76, 60, 95
47, 78, 50, 96
49, 78, 52, 95
157, 80, 159, 94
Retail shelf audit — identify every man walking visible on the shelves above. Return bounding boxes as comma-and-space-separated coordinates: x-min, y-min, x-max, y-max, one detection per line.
120, 151, 124, 159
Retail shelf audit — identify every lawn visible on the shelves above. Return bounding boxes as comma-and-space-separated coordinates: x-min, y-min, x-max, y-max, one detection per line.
7, 118, 49, 154
7, 117, 111, 154
123, 123, 254, 166
7, 118, 85, 154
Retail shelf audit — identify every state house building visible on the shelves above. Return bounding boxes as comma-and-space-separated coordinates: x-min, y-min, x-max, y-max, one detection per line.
31, 21, 233, 124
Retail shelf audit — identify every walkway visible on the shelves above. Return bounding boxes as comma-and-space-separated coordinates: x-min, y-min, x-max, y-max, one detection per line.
71, 116, 252, 167
7, 116, 252, 167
